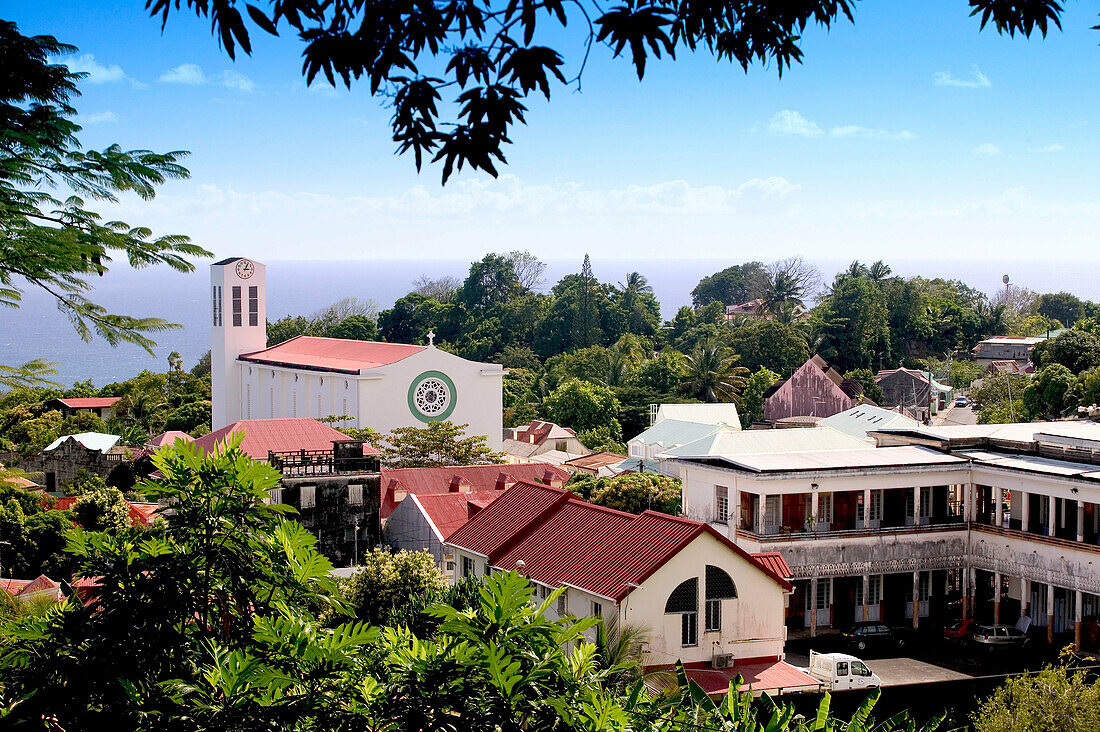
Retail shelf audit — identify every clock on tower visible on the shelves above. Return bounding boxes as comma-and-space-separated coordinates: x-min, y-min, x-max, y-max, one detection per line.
235, 259, 255, 279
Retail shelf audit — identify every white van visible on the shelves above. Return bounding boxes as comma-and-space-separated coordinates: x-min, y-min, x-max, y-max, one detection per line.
807, 651, 881, 691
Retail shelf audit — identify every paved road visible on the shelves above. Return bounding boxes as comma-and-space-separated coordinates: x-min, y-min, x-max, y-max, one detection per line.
785, 652, 972, 687
938, 405, 977, 426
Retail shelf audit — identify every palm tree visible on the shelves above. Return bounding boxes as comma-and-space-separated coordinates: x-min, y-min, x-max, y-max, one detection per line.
618, 271, 653, 297
868, 260, 892, 283
595, 622, 675, 691
680, 339, 749, 403
845, 260, 870, 278
762, 271, 805, 315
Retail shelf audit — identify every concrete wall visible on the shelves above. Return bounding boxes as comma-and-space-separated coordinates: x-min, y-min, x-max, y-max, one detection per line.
280, 472, 380, 567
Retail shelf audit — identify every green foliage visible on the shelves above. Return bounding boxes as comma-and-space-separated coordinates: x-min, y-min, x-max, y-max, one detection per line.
843, 368, 886, 405
545, 378, 623, 437
680, 339, 748, 403
739, 366, 781, 427
268, 298, 379, 346
1023, 364, 1075, 419
973, 653, 1100, 732
163, 400, 212, 433
0, 20, 208, 377
1031, 329, 1100, 374
575, 425, 628, 454
380, 421, 505, 468
970, 372, 1030, 419
730, 321, 810, 376
62, 468, 108, 497
567, 472, 681, 515
71, 484, 131, 532
387, 574, 484, 638
814, 275, 892, 372
336, 548, 446, 627
691, 263, 770, 308
1037, 292, 1087, 328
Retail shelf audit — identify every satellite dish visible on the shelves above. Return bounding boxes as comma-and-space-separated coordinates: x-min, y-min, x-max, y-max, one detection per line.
1002, 274, 1010, 285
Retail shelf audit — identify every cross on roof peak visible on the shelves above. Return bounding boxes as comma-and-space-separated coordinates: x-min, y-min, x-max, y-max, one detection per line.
427, 330, 435, 346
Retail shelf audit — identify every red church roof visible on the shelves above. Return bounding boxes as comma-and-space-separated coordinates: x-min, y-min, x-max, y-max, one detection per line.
192, 418, 381, 460
240, 336, 426, 374
380, 463, 569, 518
447, 482, 792, 601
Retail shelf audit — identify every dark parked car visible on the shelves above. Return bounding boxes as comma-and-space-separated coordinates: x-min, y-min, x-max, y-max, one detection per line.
970, 624, 1030, 652
842, 622, 909, 652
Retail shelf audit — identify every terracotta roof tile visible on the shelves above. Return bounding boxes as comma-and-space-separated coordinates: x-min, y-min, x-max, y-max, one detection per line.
51, 397, 121, 409
240, 336, 426, 374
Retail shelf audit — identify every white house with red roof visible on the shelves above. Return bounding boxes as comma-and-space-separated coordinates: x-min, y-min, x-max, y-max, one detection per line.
502, 420, 590, 462
45, 397, 121, 420
379, 462, 568, 519
446, 481, 795, 682
211, 258, 505, 447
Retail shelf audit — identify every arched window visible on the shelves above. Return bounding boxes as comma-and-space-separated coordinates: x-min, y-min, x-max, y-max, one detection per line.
665, 578, 699, 648
705, 566, 737, 633
665, 578, 698, 613
706, 565, 737, 600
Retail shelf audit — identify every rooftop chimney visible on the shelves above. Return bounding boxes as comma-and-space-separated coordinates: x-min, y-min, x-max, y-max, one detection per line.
542, 469, 563, 488
495, 472, 517, 491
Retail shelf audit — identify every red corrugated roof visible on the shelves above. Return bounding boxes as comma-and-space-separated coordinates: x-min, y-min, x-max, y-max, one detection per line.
380, 463, 569, 518
192, 418, 380, 460
414, 490, 504, 540
447, 482, 792, 600
48, 497, 159, 527
751, 552, 792, 579
51, 397, 121, 409
146, 430, 195, 447
240, 336, 426, 374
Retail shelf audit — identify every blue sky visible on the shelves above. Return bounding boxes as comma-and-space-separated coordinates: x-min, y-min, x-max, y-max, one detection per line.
8, 0, 1100, 263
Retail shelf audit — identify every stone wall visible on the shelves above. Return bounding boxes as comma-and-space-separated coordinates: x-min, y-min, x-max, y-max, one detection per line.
279, 472, 381, 567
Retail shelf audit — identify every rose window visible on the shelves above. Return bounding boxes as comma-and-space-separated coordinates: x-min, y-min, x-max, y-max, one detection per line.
413, 378, 450, 416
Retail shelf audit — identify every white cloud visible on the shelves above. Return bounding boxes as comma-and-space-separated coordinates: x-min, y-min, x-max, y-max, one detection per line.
159, 64, 256, 92
160, 63, 206, 85
829, 125, 914, 140
934, 65, 992, 89
63, 54, 144, 88
218, 71, 256, 93
975, 142, 1002, 155
1029, 143, 1065, 153
768, 110, 822, 137
81, 111, 119, 124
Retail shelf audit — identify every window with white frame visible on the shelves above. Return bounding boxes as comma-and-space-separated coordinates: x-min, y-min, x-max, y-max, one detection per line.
813, 579, 831, 610
348, 484, 363, 506
682, 611, 698, 647
868, 575, 882, 605
665, 578, 699, 647
869, 490, 883, 521
765, 495, 780, 528
918, 572, 930, 602
269, 388, 275, 417
705, 598, 721, 632
268, 488, 282, 505
300, 485, 316, 509
920, 487, 931, 518
592, 601, 602, 619
818, 493, 833, 523
715, 486, 729, 523
246, 384, 252, 419
462, 556, 475, 578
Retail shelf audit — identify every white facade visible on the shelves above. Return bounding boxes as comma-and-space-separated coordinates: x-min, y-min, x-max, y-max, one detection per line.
211, 258, 505, 448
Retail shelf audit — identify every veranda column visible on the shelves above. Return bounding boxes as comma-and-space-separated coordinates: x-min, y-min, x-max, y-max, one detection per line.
1078, 500, 1085, 543
912, 487, 920, 526
730, 485, 740, 541
810, 490, 819, 533
1076, 590, 1084, 650
1047, 496, 1056, 537
968, 483, 977, 523
1020, 491, 1030, 532
1021, 577, 1031, 617
756, 492, 766, 535
862, 488, 872, 529
995, 487, 1004, 527
810, 577, 819, 637
1047, 583, 1056, 645
911, 571, 920, 629
862, 574, 870, 622
968, 566, 977, 621
993, 571, 1002, 625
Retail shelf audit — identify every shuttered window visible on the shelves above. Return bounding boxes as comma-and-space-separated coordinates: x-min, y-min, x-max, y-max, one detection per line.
248, 286, 258, 326
232, 286, 242, 326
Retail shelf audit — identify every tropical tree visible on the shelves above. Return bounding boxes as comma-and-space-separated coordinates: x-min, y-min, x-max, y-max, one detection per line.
379, 421, 505, 468
868, 260, 893, 283
567, 472, 681, 515
1, 21, 208, 389
973, 652, 1100, 732
544, 378, 623, 436
680, 339, 748, 403
739, 366, 780, 427
335, 548, 446, 626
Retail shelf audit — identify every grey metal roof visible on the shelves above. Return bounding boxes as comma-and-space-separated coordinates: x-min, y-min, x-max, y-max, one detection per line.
819, 405, 920, 441
655, 403, 741, 427
44, 432, 121, 453
661, 425, 869, 459
962, 450, 1100, 480
876, 421, 1100, 445
628, 419, 735, 449
712, 446, 966, 473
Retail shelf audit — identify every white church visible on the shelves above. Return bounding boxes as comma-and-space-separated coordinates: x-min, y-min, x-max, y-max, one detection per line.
211, 257, 505, 449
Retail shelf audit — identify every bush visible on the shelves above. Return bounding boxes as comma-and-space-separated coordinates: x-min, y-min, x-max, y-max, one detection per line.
72, 485, 131, 532
567, 472, 681, 515
163, 400, 212, 433
337, 548, 445, 626
388, 574, 484, 638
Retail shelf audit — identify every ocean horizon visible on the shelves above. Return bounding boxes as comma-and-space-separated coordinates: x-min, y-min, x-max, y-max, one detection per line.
3, 257, 1097, 388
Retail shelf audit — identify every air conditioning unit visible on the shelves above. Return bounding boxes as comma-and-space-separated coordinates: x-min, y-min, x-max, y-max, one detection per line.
713, 654, 735, 670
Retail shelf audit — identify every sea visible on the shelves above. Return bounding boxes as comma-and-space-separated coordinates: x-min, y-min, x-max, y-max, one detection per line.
3, 258, 1097, 388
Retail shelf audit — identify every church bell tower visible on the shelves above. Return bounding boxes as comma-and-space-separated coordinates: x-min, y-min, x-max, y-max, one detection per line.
211, 257, 267, 430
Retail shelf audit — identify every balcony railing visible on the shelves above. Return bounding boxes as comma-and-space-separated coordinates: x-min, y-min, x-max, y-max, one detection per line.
269, 441, 379, 477
736, 520, 967, 543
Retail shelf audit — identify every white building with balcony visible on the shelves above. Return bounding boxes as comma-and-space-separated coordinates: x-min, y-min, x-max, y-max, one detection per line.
672, 420, 1100, 650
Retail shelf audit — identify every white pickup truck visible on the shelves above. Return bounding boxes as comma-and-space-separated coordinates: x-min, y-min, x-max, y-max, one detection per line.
806, 651, 882, 692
